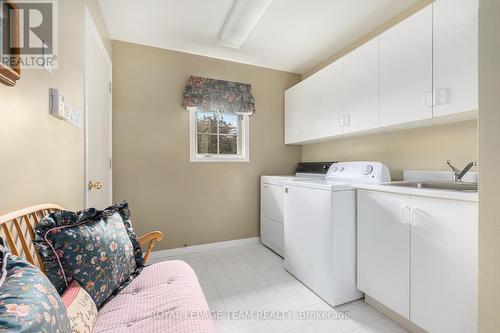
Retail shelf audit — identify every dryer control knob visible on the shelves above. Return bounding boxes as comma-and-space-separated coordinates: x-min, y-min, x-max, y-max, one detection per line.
363, 165, 374, 175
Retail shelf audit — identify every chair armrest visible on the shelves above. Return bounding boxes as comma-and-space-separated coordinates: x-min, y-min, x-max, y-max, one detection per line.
138, 231, 164, 264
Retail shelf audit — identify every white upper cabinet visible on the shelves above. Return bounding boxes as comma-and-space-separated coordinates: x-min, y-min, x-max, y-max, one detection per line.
285, 60, 343, 144
433, 0, 478, 117
380, 5, 433, 127
284, 84, 301, 144
313, 59, 344, 138
285, 80, 314, 144
284, 1, 477, 145
343, 38, 380, 133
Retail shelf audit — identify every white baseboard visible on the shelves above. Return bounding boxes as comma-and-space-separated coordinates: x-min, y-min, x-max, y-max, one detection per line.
149, 237, 261, 260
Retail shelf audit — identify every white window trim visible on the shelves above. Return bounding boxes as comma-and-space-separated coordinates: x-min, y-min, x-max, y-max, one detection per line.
189, 109, 250, 162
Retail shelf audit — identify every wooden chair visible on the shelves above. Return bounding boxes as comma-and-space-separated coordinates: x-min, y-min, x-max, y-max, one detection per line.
0, 204, 163, 272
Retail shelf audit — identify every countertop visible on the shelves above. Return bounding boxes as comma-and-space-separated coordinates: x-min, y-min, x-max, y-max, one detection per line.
354, 182, 478, 202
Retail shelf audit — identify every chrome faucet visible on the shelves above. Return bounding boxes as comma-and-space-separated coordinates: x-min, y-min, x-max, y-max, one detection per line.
446, 160, 477, 182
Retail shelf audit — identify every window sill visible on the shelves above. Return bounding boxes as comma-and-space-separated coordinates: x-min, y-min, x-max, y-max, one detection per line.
190, 155, 249, 163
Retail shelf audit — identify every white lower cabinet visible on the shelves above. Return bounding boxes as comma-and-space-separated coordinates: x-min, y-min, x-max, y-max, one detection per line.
357, 190, 478, 333
357, 190, 410, 318
410, 196, 478, 333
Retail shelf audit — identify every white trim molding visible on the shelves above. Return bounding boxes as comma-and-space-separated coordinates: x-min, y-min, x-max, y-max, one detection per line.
149, 237, 261, 260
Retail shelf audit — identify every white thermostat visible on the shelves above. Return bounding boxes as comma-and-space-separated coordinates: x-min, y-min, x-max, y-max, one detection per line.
49, 88, 82, 128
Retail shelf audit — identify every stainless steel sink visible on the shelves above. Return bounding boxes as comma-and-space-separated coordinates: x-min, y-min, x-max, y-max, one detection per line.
387, 181, 477, 192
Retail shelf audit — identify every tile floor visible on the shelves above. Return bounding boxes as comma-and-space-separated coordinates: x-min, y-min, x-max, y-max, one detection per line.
152, 244, 408, 333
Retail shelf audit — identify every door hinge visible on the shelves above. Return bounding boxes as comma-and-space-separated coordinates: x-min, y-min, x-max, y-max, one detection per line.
109, 82, 112, 94
109, 158, 112, 170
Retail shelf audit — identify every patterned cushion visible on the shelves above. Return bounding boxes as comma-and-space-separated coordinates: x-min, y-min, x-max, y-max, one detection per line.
34, 201, 144, 308
0, 244, 71, 332
61, 281, 98, 333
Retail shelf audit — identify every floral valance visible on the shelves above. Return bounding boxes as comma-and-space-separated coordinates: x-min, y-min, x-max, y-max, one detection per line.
182, 76, 256, 116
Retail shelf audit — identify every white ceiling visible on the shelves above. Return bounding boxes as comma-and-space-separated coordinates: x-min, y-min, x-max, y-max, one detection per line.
98, 0, 420, 74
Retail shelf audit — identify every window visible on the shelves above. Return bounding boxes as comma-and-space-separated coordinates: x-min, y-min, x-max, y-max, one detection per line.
190, 110, 249, 162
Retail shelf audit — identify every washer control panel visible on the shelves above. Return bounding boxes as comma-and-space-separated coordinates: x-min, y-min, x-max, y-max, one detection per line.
362, 165, 374, 175
326, 162, 391, 183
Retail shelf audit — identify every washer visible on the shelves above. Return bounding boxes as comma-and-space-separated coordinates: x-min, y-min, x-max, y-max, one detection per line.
284, 161, 390, 306
261, 162, 336, 257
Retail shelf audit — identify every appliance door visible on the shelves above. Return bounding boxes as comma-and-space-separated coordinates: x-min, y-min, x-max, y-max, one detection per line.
284, 184, 333, 303
261, 217, 284, 257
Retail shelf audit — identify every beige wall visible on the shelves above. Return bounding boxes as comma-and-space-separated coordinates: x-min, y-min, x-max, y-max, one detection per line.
300, 0, 477, 180
0, 1, 109, 214
302, 121, 478, 181
112, 41, 301, 250
478, 0, 500, 331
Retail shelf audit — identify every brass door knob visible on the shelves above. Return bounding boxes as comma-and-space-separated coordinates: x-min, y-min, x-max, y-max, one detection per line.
88, 181, 103, 190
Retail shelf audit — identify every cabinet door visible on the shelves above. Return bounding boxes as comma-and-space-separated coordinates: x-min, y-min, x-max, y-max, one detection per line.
313, 59, 344, 138
261, 183, 284, 223
299, 76, 317, 141
343, 38, 379, 133
357, 190, 411, 318
410, 197, 477, 333
380, 5, 433, 126
284, 79, 315, 143
285, 85, 301, 144
433, 0, 478, 117
261, 217, 284, 257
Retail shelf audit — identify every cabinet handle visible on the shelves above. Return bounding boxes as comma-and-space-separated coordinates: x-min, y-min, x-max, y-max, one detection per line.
435, 87, 450, 105
401, 206, 411, 224
285, 188, 288, 194
410, 207, 420, 226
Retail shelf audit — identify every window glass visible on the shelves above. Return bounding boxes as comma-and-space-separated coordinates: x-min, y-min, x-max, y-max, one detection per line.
191, 110, 248, 161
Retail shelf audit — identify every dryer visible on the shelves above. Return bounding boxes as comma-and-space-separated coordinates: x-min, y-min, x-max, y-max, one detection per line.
261, 162, 335, 257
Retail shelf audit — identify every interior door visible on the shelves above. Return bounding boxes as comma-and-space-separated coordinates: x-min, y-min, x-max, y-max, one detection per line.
379, 5, 433, 127
84, 7, 112, 209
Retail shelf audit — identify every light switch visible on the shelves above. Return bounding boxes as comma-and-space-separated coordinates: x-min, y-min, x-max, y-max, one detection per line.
49, 88, 81, 128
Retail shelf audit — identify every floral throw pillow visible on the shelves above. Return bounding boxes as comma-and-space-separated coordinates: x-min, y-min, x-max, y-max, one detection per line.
34, 201, 144, 308
0, 243, 71, 332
